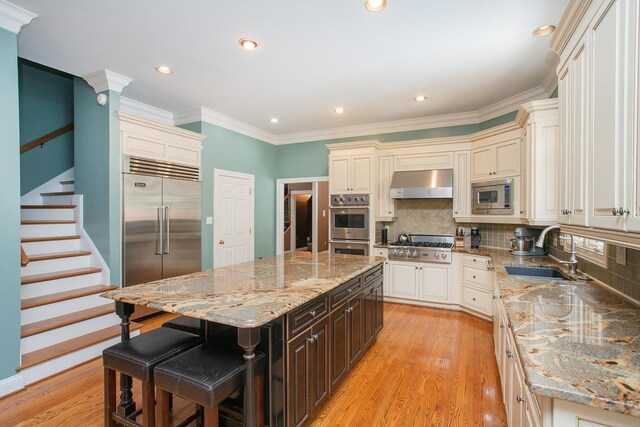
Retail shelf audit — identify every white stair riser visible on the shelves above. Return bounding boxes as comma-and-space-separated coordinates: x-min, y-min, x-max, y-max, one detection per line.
20, 330, 139, 386
21, 223, 77, 238
59, 183, 75, 192
21, 255, 91, 276
42, 195, 74, 205
21, 294, 112, 326
21, 208, 75, 221
21, 273, 103, 299
22, 239, 82, 255
21, 313, 120, 354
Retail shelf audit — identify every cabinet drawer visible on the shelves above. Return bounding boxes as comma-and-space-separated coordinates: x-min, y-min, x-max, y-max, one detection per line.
374, 248, 388, 258
287, 296, 329, 340
462, 254, 491, 267
462, 265, 493, 290
330, 276, 362, 309
363, 265, 383, 285
462, 285, 492, 315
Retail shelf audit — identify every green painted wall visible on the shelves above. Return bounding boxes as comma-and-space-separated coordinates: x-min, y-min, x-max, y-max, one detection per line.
276, 111, 517, 179
180, 122, 277, 269
551, 87, 559, 98
74, 79, 121, 284
0, 28, 22, 381
18, 60, 74, 195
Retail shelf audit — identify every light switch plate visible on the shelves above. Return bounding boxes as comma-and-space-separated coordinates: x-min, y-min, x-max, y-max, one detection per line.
206, 216, 213, 225
616, 246, 626, 265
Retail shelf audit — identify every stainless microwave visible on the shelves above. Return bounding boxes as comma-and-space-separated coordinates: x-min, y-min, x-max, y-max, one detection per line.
472, 179, 514, 215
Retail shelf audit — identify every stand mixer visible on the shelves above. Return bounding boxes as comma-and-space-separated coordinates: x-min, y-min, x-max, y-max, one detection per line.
510, 227, 547, 256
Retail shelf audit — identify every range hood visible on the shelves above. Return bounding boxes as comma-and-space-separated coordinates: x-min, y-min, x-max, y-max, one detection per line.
389, 169, 453, 199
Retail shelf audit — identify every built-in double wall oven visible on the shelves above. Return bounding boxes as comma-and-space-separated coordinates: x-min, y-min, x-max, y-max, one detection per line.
329, 194, 370, 256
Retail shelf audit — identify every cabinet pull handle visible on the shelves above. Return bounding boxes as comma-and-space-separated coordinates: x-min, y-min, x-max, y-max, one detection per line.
310, 310, 316, 317
500, 323, 504, 329
506, 350, 514, 358
612, 207, 619, 216
308, 335, 315, 343
621, 207, 630, 215
347, 288, 352, 293
493, 295, 497, 300
516, 395, 525, 404
472, 297, 476, 301
473, 275, 477, 279
473, 258, 477, 262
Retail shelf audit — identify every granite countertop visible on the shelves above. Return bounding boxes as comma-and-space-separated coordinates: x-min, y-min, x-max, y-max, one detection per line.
469, 247, 640, 418
102, 252, 383, 328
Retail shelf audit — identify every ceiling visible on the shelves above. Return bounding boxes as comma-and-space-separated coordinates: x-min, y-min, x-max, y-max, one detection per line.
12, 0, 568, 137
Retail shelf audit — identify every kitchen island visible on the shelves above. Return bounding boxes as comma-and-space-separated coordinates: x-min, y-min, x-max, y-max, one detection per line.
102, 251, 384, 427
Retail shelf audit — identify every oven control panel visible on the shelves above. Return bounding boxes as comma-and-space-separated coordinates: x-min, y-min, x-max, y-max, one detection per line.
331, 194, 369, 207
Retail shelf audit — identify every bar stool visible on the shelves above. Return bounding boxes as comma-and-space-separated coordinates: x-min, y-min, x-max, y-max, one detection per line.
162, 315, 203, 336
103, 327, 203, 427
154, 342, 265, 427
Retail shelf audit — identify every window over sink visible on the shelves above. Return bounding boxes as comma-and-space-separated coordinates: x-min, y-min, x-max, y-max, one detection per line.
562, 234, 607, 268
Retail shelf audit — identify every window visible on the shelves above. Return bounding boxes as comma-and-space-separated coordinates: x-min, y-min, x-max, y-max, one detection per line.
562, 234, 608, 267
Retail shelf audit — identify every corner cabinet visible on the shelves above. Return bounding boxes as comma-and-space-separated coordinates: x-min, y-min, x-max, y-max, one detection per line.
328, 152, 374, 194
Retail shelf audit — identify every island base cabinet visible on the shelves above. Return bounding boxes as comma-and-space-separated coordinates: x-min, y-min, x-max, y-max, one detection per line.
287, 316, 330, 427
348, 295, 364, 369
330, 302, 349, 391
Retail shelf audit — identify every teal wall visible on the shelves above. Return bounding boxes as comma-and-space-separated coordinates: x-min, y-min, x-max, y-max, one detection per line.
19, 60, 74, 195
276, 111, 516, 179
180, 122, 277, 269
0, 28, 22, 381
74, 79, 121, 284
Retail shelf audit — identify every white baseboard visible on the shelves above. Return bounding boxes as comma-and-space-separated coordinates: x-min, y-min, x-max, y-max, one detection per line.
21, 168, 74, 205
0, 374, 25, 398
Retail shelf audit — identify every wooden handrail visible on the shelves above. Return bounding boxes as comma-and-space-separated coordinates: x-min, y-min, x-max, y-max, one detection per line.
20, 123, 74, 154
21, 246, 29, 267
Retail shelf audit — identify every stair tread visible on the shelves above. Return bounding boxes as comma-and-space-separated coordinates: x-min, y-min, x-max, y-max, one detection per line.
17, 322, 141, 371
27, 250, 91, 262
59, 180, 75, 185
21, 205, 76, 209
21, 220, 76, 225
21, 304, 115, 338
21, 235, 81, 243
21, 284, 116, 310
21, 267, 102, 285
40, 191, 74, 196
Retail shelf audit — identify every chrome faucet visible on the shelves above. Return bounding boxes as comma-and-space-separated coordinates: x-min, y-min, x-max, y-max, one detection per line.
535, 225, 578, 275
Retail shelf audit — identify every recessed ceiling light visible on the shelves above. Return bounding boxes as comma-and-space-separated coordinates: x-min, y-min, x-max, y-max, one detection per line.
270, 118, 279, 124
415, 95, 426, 102
533, 24, 556, 37
239, 38, 259, 50
334, 107, 344, 114
365, 0, 387, 12
155, 65, 173, 74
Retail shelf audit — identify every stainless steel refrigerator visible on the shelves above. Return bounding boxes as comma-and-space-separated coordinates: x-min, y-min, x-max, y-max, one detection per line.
123, 163, 201, 319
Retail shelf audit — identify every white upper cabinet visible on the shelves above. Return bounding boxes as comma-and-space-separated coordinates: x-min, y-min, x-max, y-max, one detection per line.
471, 138, 520, 182
328, 152, 374, 194
453, 151, 470, 218
377, 155, 396, 220
329, 156, 350, 194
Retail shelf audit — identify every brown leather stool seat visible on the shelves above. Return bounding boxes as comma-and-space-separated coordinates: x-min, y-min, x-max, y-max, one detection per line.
154, 342, 265, 427
103, 328, 203, 427
161, 315, 203, 336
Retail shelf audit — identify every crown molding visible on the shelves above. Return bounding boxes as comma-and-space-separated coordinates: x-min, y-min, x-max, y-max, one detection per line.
0, 0, 35, 34
174, 107, 278, 144
515, 98, 559, 127
549, 0, 593, 55
477, 86, 548, 121
83, 69, 132, 94
118, 111, 206, 142
542, 63, 559, 96
120, 97, 173, 125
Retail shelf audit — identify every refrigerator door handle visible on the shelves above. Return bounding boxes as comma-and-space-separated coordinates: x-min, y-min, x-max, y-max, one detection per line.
156, 206, 164, 255
164, 206, 170, 254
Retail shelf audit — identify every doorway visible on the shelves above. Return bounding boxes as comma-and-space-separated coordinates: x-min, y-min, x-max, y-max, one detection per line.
213, 169, 255, 268
276, 177, 329, 255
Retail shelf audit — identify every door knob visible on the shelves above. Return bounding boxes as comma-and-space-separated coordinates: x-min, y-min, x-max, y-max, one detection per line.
219, 240, 225, 244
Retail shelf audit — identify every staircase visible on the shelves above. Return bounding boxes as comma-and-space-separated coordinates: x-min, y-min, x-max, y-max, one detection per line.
18, 176, 140, 385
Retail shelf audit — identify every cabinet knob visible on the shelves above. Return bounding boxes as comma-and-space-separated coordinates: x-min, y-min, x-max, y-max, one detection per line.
516, 395, 525, 404
308, 335, 315, 343
310, 310, 316, 317
500, 323, 504, 329
621, 207, 630, 215
219, 240, 225, 244
473, 275, 477, 279
472, 297, 476, 301
612, 207, 619, 216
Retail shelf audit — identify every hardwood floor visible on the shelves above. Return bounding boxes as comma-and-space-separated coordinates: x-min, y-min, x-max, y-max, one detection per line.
0, 304, 506, 427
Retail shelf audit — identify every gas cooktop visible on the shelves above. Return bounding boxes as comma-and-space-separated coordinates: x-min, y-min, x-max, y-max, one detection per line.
388, 234, 454, 264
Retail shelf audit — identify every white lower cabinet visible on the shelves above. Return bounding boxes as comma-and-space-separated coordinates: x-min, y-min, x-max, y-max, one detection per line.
419, 264, 451, 303
387, 261, 452, 304
389, 261, 420, 299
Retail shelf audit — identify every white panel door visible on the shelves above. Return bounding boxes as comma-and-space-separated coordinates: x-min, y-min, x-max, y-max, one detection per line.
214, 170, 254, 268
329, 156, 350, 194
389, 261, 419, 299
495, 139, 520, 178
471, 146, 494, 181
419, 265, 451, 303
351, 155, 372, 193
378, 156, 395, 218
453, 151, 470, 217
570, 37, 589, 226
558, 64, 572, 225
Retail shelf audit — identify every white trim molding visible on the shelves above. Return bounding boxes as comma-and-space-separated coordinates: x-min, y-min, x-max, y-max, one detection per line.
0, 374, 24, 398
0, 0, 35, 34
175, 107, 278, 144
83, 69, 132, 94
120, 97, 173, 125
476, 86, 548, 122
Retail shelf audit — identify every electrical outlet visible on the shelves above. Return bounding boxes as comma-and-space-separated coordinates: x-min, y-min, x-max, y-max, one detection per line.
206, 216, 213, 225
616, 246, 626, 266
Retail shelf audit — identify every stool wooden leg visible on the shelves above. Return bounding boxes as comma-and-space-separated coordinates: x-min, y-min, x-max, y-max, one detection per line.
104, 367, 116, 427
156, 388, 171, 427
203, 405, 219, 427
142, 380, 156, 427
254, 373, 264, 427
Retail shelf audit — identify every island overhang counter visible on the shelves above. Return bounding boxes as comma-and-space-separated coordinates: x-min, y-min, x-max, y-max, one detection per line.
102, 251, 385, 427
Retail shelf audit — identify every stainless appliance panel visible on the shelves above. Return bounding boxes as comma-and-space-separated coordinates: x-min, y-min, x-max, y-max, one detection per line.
162, 178, 202, 278
389, 169, 453, 199
472, 179, 514, 215
123, 174, 164, 287
330, 240, 369, 256
330, 207, 370, 240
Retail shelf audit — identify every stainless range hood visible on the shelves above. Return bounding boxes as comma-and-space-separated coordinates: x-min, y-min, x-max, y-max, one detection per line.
390, 169, 453, 199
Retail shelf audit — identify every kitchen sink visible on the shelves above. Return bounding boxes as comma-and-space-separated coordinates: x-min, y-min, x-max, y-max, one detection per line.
505, 265, 573, 281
